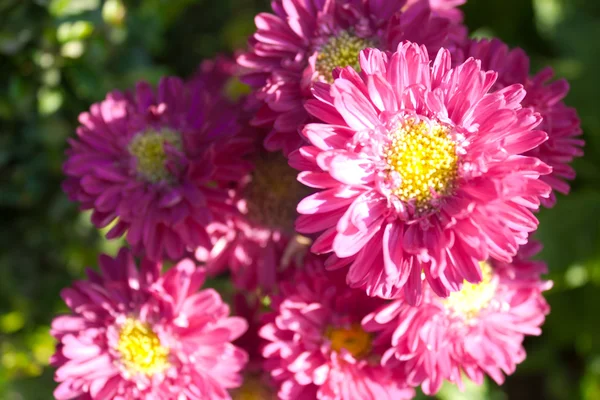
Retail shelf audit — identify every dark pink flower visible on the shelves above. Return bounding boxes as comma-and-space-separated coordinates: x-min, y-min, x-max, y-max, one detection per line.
260, 256, 415, 400
62, 77, 252, 261
404, 0, 466, 23
292, 42, 552, 304
193, 55, 240, 95
363, 241, 551, 394
50, 248, 248, 399
457, 38, 584, 207
196, 149, 312, 294
238, 0, 456, 155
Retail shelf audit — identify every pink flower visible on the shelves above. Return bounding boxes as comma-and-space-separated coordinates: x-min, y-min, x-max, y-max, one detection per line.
196, 148, 312, 293
238, 0, 456, 155
50, 248, 248, 400
260, 256, 415, 400
457, 38, 584, 207
363, 241, 551, 394
193, 55, 241, 97
404, 0, 466, 23
62, 77, 252, 261
292, 42, 552, 304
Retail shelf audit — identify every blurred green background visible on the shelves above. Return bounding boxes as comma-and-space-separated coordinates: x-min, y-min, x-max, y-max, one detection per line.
0, 0, 599, 398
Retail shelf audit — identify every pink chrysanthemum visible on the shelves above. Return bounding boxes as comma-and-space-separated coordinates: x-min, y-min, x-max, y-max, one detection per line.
404, 0, 465, 23
291, 42, 552, 304
457, 38, 584, 207
50, 248, 248, 400
363, 241, 551, 394
62, 77, 252, 261
197, 148, 312, 293
238, 0, 455, 155
260, 256, 415, 400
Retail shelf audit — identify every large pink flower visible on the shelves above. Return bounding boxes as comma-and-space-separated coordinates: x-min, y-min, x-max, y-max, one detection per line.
238, 0, 457, 155
457, 38, 584, 207
260, 256, 415, 400
363, 241, 551, 394
62, 77, 252, 261
50, 248, 248, 400
291, 42, 552, 304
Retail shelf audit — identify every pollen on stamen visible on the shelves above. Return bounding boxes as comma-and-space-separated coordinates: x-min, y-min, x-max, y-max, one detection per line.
326, 323, 372, 359
116, 318, 170, 376
315, 31, 377, 83
128, 128, 182, 183
385, 119, 458, 211
442, 262, 498, 320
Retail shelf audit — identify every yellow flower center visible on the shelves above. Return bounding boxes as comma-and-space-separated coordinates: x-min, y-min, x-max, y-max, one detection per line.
385, 119, 458, 211
326, 323, 372, 359
315, 31, 377, 83
442, 262, 498, 319
231, 377, 274, 400
128, 128, 182, 183
245, 153, 309, 232
116, 318, 170, 376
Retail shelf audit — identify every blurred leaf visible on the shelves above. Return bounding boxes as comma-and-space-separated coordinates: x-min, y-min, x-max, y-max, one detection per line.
536, 191, 600, 277
56, 21, 94, 43
102, 0, 126, 26
0, 312, 25, 334
48, 0, 99, 17
533, 0, 565, 35
60, 40, 85, 58
37, 87, 63, 115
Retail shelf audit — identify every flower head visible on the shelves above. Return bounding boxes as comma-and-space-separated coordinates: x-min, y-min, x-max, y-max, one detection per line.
292, 42, 552, 304
457, 38, 584, 207
363, 241, 551, 394
259, 256, 414, 400
50, 249, 248, 399
62, 77, 252, 261
238, 0, 455, 155
197, 147, 311, 294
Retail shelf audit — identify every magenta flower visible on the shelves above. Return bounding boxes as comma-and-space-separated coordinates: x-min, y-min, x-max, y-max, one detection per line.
259, 256, 415, 400
363, 241, 551, 394
62, 77, 252, 261
50, 248, 248, 400
291, 42, 552, 304
238, 0, 455, 155
404, 0, 466, 23
196, 149, 311, 293
458, 38, 584, 207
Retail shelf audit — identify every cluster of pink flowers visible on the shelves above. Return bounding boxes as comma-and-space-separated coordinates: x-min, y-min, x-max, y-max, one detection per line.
54, 0, 582, 399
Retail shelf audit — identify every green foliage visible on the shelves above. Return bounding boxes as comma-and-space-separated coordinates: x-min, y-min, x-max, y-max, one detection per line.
0, 0, 599, 398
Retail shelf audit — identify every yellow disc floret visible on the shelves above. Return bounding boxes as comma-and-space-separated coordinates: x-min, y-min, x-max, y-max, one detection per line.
315, 31, 377, 83
326, 323, 372, 359
385, 119, 458, 211
442, 262, 498, 320
117, 318, 170, 376
128, 128, 182, 183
